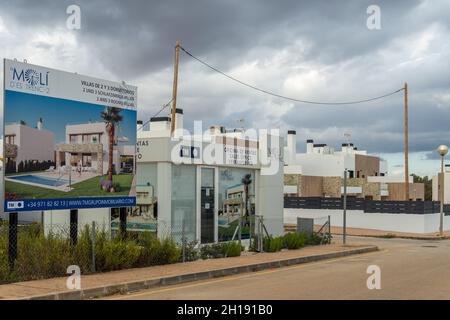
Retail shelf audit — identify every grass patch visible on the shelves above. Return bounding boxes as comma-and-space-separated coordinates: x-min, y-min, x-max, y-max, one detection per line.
5, 174, 133, 199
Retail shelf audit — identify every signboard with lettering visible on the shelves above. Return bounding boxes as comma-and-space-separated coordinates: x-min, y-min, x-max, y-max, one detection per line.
3, 59, 137, 211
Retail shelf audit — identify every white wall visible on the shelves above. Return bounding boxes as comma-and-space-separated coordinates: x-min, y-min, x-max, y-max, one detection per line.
368, 175, 413, 183
156, 162, 172, 238
256, 135, 284, 237
284, 208, 450, 234
432, 172, 450, 204
42, 208, 111, 236
5, 124, 55, 168
294, 153, 354, 177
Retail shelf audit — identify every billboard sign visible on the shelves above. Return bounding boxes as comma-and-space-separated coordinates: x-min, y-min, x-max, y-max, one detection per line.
3, 59, 137, 212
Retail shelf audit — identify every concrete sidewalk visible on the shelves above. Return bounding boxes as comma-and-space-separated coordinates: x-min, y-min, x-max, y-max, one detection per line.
285, 224, 450, 240
0, 243, 377, 300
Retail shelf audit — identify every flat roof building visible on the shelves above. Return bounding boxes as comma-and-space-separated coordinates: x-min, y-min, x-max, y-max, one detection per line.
136, 109, 284, 244
283, 131, 424, 201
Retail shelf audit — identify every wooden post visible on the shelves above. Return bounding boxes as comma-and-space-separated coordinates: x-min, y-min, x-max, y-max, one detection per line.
404, 82, 409, 201
170, 40, 181, 135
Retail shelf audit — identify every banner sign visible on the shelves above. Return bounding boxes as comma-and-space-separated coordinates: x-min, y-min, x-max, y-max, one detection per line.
3, 59, 137, 212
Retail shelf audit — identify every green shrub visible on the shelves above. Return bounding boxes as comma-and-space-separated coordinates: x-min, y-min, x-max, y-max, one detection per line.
0, 225, 12, 283
181, 240, 200, 262
283, 232, 307, 249
13, 226, 74, 281
305, 232, 332, 245
263, 236, 284, 252
95, 237, 141, 271
222, 241, 242, 257
158, 238, 182, 264
136, 232, 180, 266
200, 243, 223, 259
200, 241, 242, 259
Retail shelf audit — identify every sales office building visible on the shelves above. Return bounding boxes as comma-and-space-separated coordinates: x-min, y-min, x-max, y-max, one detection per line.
135, 109, 284, 244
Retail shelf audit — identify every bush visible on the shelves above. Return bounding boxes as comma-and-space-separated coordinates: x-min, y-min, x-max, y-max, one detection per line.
95, 235, 141, 272
181, 240, 200, 262
13, 225, 74, 281
158, 238, 182, 264
99, 179, 113, 191
136, 232, 180, 266
283, 232, 307, 249
263, 236, 284, 252
306, 232, 331, 245
200, 241, 242, 259
222, 241, 242, 257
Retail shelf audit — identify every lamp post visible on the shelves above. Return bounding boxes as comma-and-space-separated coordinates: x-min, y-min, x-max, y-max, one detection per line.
437, 145, 448, 235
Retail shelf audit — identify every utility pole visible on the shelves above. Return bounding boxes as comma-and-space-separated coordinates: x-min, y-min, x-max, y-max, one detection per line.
170, 40, 181, 135
440, 156, 444, 236
343, 169, 347, 245
404, 82, 409, 201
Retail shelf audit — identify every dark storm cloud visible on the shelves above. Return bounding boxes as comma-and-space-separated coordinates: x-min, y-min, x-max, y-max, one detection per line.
2, 0, 430, 77
2, 0, 450, 159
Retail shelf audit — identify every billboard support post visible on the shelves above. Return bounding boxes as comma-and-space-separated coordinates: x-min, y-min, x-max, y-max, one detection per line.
119, 207, 127, 239
8, 212, 18, 271
70, 209, 78, 245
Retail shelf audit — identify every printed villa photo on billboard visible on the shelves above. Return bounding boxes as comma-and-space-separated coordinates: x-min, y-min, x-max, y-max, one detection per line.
4, 91, 137, 203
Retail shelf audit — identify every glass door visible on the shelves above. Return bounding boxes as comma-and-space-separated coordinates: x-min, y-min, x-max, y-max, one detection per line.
201, 167, 215, 244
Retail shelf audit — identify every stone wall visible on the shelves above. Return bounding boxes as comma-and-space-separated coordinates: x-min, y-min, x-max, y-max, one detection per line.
323, 177, 341, 197
284, 174, 341, 197
346, 178, 381, 200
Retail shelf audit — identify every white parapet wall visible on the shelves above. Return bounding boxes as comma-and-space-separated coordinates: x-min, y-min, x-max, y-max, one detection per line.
43, 208, 111, 236
284, 208, 450, 234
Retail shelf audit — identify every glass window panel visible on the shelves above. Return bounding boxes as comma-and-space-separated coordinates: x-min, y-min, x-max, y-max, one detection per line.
171, 165, 197, 243
218, 168, 255, 242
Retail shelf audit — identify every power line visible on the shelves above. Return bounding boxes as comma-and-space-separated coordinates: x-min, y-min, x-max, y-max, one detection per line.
137, 99, 173, 132
180, 46, 405, 105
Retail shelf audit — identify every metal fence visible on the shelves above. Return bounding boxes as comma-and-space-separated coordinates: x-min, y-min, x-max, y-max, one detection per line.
284, 196, 450, 215
0, 210, 328, 285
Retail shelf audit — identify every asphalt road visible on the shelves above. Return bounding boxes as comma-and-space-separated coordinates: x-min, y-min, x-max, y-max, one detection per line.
105, 236, 450, 300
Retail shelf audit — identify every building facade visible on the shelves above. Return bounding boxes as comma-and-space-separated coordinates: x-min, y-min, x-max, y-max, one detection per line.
135, 109, 284, 244
55, 122, 135, 175
4, 118, 55, 173
284, 131, 423, 201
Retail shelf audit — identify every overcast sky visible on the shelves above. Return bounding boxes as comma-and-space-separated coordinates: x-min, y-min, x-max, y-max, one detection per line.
1, 0, 449, 176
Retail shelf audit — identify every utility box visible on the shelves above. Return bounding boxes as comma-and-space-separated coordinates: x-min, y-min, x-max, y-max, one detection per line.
297, 217, 314, 236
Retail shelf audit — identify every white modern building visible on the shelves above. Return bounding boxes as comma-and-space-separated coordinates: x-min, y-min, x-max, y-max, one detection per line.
55, 122, 135, 175
4, 118, 55, 172
284, 131, 388, 179
136, 109, 284, 244
432, 165, 450, 204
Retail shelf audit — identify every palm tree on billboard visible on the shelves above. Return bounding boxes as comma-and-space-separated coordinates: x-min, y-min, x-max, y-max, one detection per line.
101, 106, 123, 183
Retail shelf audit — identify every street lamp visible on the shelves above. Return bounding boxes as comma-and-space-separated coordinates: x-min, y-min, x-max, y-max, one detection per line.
437, 145, 448, 235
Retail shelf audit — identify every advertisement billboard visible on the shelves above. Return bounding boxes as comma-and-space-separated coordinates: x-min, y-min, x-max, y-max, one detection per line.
3, 59, 137, 212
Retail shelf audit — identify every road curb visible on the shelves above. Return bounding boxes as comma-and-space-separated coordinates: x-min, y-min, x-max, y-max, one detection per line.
19, 245, 378, 300
332, 232, 450, 241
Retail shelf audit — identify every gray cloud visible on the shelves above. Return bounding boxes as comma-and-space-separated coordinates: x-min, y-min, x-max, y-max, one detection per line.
1, 0, 450, 172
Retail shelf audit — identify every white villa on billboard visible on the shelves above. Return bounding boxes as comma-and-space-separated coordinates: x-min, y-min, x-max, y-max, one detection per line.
55, 122, 135, 175
4, 118, 54, 172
